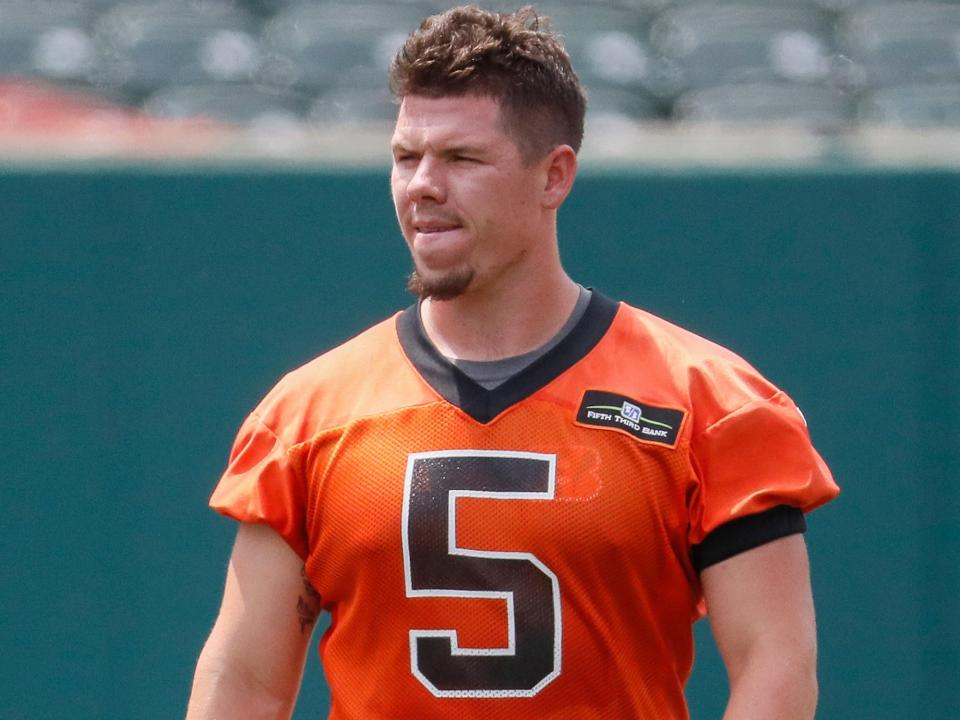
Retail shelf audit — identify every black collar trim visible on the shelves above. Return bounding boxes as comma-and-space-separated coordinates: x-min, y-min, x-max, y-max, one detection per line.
396, 291, 620, 423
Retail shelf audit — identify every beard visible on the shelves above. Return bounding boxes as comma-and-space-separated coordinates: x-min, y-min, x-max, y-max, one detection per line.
406, 265, 475, 301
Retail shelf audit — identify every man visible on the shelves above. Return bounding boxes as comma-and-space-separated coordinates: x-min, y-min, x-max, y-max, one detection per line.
187, 6, 839, 719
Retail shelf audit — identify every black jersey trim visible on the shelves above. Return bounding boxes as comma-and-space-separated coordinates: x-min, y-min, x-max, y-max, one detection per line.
396, 291, 620, 424
691, 505, 806, 573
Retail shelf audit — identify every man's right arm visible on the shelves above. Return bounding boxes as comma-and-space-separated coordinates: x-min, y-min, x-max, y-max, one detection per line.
186, 523, 320, 720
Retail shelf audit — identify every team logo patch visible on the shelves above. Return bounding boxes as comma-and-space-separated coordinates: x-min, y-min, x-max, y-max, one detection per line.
576, 391, 685, 447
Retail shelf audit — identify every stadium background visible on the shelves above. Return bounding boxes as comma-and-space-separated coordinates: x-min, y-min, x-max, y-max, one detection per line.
2, 0, 959, 718
4, 165, 957, 719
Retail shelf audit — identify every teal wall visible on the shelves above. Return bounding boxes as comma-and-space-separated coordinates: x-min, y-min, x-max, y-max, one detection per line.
2, 166, 957, 719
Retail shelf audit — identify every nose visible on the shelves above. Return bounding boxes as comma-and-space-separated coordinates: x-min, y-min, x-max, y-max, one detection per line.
406, 155, 446, 205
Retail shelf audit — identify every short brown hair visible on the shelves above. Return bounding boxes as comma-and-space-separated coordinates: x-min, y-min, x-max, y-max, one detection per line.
389, 5, 586, 161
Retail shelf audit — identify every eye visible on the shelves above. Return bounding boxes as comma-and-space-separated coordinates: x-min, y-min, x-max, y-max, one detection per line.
392, 149, 418, 164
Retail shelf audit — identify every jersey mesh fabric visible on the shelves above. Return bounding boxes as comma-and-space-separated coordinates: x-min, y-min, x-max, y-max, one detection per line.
296, 400, 696, 719
211, 299, 839, 720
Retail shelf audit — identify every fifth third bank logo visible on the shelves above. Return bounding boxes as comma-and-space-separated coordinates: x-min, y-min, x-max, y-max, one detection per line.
576, 391, 686, 447
621, 401, 642, 423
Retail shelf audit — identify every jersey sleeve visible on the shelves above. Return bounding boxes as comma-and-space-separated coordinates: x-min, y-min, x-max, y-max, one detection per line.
686, 361, 838, 565
209, 408, 309, 560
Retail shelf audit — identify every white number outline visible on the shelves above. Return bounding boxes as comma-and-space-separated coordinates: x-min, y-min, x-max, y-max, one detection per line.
401, 449, 563, 698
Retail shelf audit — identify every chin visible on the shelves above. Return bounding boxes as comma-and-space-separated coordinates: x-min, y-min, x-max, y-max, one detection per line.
406, 266, 475, 301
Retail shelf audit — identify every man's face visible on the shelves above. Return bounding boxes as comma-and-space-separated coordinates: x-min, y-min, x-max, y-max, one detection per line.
390, 93, 546, 301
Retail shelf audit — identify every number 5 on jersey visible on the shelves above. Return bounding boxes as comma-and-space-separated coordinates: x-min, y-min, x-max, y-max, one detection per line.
401, 450, 562, 697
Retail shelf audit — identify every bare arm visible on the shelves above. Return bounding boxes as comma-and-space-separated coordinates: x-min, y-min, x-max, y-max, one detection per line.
702, 534, 819, 720
186, 523, 322, 720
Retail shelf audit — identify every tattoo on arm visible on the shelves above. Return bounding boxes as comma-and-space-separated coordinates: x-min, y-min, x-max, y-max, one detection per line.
297, 565, 322, 635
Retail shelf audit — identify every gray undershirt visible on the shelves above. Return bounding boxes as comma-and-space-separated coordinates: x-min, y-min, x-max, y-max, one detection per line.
436, 286, 592, 390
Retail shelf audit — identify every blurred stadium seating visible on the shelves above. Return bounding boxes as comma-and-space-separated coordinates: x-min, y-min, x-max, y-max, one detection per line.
673, 82, 854, 130
0, 0, 958, 147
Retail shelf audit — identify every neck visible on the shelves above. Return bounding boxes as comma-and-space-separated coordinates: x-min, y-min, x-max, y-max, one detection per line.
420, 266, 580, 361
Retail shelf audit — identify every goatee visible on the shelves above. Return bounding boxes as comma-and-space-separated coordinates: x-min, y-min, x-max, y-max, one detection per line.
406, 267, 475, 301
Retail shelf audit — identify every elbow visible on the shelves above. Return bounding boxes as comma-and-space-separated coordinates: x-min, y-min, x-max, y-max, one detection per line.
188, 643, 295, 720
785, 653, 819, 720
727, 641, 819, 720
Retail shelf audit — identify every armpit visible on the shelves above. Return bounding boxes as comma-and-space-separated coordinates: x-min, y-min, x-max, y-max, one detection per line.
296, 565, 322, 634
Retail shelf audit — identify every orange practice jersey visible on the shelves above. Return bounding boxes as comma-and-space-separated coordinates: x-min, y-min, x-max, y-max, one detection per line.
211, 292, 838, 720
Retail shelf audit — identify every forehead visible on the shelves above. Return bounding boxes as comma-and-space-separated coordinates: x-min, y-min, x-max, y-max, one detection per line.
392, 94, 514, 149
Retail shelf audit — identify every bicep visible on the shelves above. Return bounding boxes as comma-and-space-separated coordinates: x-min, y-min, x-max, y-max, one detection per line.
701, 533, 817, 675
205, 523, 320, 695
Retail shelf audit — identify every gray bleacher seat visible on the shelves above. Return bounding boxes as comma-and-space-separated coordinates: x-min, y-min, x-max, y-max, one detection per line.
585, 84, 666, 123
142, 82, 310, 124
0, 0, 94, 82
310, 84, 397, 124
665, 0, 841, 7
859, 83, 960, 126
532, 2, 658, 94
673, 82, 854, 130
253, 0, 430, 15
258, 2, 431, 93
236, 0, 290, 18
836, 3, 960, 88
90, 0, 261, 96
838, 0, 960, 4
650, 3, 836, 96
458, 0, 665, 11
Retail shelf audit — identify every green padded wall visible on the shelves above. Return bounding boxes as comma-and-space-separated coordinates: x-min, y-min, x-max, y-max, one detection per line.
2, 166, 957, 719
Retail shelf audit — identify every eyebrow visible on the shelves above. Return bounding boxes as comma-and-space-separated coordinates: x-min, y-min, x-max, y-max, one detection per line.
443, 145, 487, 157
390, 138, 490, 158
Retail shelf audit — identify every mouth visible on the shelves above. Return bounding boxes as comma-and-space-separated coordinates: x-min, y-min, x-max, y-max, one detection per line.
414, 222, 462, 235
410, 219, 468, 265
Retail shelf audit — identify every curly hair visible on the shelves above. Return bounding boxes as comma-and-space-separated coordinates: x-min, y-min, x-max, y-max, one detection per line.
389, 5, 586, 162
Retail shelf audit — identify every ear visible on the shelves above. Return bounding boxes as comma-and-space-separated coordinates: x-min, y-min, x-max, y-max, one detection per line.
541, 144, 578, 210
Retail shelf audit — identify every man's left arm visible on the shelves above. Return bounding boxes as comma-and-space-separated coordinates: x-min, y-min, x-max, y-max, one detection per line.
702, 533, 819, 720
